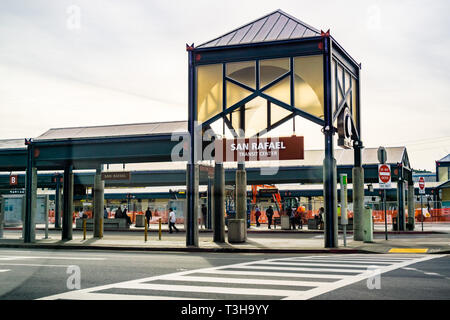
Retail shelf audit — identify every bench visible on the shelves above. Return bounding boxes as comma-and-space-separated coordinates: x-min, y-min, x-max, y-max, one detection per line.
75, 218, 129, 230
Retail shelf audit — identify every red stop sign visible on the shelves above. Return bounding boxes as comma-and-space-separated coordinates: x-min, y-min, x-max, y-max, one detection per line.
419, 177, 425, 190
378, 164, 391, 184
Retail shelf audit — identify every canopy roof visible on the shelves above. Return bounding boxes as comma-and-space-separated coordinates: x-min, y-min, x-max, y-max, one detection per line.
35, 121, 188, 141
197, 9, 321, 49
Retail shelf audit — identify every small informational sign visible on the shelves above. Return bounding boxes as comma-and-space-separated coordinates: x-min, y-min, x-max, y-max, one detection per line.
9, 175, 18, 186
199, 165, 214, 178
340, 174, 348, 225
259, 188, 279, 195
101, 172, 130, 181
378, 164, 391, 189
419, 176, 426, 194
215, 136, 304, 162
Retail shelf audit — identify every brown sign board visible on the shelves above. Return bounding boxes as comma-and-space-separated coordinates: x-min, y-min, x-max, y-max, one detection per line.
101, 172, 130, 181
214, 136, 304, 162
9, 175, 18, 186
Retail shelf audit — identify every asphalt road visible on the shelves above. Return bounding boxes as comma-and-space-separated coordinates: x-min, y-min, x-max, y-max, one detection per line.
0, 248, 448, 301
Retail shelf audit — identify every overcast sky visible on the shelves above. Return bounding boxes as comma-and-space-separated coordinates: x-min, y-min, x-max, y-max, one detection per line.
0, 0, 449, 171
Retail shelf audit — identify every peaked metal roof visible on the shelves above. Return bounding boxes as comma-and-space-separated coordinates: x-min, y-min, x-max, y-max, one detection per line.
437, 154, 450, 163
35, 121, 188, 141
0, 139, 26, 150
197, 9, 321, 49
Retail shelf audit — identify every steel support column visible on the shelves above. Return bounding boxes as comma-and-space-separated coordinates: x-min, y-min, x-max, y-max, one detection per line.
353, 142, 365, 241
24, 142, 37, 243
186, 47, 199, 247
407, 179, 415, 231
207, 177, 213, 229
213, 163, 225, 243
397, 176, 405, 231
62, 165, 74, 240
93, 166, 104, 238
323, 35, 338, 248
54, 175, 62, 229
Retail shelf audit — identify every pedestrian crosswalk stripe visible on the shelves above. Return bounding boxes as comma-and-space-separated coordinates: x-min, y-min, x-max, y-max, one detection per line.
38, 254, 444, 301
275, 259, 393, 265
166, 275, 327, 287
195, 269, 350, 279
229, 265, 367, 273
263, 261, 385, 268
115, 282, 299, 297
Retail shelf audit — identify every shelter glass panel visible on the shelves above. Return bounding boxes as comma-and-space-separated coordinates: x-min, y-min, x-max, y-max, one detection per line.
271, 104, 292, 126
294, 55, 324, 119
197, 64, 223, 123
438, 167, 449, 182
260, 58, 290, 88
226, 61, 256, 89
337, 64, 344, 106
351, 77, 358, 126
245, 97, 268, 136
226, 81, 252, 108
331, 59, 337, 126
263, 76, 291, 105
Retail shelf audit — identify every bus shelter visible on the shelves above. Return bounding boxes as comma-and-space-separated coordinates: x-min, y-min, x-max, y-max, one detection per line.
187, 10, 363, 248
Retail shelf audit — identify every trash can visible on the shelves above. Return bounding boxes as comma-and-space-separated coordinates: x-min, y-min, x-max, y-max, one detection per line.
135, 214, 145, 227
281, 215, 290, 230
228, 219, 245, 243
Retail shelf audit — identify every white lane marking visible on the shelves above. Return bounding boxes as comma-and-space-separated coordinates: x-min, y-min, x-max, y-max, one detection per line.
0, 269, 10, 273
277, 259, 394, 265
229, 265, 367, 273
262, 261, 387, 268
195, 269, 349, 279
115, 282, 296, 297
166, 275, 326, 287
283, 255, 444, 300
47, 292, 207, 300
0, 263, 69, 268
0, 255, 105, 261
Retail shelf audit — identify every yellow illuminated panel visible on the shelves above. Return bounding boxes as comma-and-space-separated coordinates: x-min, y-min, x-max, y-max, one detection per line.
294, 55, 324, 119
260, 58, 290, 88
245, 97, 268, 135
226, 61, 256, 89
263, 76, 291, 105
226, 81, 252, 108
271, 104, 292, 126
197, 64, 223, 123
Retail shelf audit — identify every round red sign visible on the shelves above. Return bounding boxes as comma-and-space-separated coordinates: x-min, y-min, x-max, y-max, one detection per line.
379, 164, 391, 184
419, 177, 425, 190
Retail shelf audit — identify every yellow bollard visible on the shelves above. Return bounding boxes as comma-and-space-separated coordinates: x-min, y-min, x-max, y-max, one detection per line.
83, 219, 86, 240
144, 217, 148, 242
159, 218, 162, 240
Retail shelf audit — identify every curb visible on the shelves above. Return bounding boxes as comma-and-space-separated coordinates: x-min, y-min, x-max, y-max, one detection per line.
4, 227, 446, 235
0, 243, 370, 254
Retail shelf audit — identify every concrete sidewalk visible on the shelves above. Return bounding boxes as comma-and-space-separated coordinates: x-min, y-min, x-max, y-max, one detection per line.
0, 226, 448, 254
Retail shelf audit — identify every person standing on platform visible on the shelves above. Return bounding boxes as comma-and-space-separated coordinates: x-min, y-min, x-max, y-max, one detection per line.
201, 204, 207, 229
145, 207, 152, 228
266, 206, 274, 229
168, 208, 179, 233
255, 206, 261, 227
